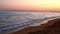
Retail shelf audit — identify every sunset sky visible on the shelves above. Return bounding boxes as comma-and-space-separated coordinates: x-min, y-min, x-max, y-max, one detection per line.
0, 0, 60, 11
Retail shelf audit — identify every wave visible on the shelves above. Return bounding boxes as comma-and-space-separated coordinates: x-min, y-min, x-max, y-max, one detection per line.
0, 11, 60, 34
0, 16, 60, 32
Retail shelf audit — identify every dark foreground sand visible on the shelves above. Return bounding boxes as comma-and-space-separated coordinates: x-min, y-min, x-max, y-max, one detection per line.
10, 18, 60, 34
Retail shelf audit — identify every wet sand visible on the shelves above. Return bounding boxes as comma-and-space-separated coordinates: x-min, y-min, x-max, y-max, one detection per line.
10, 18, 60, 34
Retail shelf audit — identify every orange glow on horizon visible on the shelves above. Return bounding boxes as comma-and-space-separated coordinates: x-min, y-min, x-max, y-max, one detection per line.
1, 0, 60, 10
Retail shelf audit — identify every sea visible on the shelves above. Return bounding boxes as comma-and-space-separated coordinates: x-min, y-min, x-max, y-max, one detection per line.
0, 11, 60, 34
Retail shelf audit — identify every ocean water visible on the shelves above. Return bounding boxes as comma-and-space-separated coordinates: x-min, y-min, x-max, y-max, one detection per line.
0, 11, 60, 34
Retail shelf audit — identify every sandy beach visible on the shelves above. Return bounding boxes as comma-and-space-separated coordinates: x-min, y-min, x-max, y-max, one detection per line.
10, 18, 60, 34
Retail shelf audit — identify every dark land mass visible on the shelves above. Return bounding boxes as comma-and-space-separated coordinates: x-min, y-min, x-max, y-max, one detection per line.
10, 18, 60, 34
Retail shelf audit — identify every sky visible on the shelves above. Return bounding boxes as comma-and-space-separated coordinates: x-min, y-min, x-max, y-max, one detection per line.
0, 0, 60, 11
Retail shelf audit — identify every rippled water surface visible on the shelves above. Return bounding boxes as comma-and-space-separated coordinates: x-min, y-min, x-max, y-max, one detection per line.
0, 11, 60, 27
0, 11, 60, 34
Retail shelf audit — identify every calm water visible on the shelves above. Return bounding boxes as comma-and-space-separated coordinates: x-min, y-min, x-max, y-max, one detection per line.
0, 11, 60, 34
